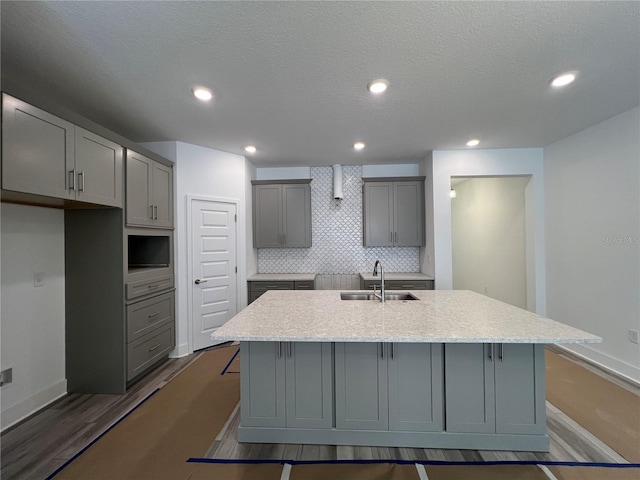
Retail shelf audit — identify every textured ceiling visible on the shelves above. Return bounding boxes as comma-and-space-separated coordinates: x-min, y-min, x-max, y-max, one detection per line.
2, 1, 639, 167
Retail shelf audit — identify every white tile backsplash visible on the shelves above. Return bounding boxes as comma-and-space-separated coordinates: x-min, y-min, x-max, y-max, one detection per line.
258, 165, 420, 274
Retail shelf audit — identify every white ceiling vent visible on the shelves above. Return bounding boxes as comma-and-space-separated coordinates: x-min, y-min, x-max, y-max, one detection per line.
333, 164, 344, 200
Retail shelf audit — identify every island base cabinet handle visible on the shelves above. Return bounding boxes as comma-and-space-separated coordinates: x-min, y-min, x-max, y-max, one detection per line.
488, 343, 493, 361
277, 342, 282, 358
391, 342, 395, 360
380, 342, 384, 359
287, 342, 292, 358
499, 343, 504, 361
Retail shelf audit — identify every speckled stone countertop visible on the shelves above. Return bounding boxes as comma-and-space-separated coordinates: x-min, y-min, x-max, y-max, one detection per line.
248, 273, 317, 281
211, 290, 601, 344
359, 272, 435, 281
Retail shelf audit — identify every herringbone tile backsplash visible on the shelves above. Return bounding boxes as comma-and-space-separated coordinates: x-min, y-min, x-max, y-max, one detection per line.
258, 165, 419, 275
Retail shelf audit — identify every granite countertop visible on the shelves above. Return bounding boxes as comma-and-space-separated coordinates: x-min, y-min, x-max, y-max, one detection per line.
212, 289, 601, 344
248, 273, 317, 282
359, 272, 435, 281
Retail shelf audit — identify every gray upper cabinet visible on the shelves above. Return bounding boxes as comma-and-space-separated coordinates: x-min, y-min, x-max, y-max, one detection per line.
444, 343, 546, 435
126, 150, 173, 228
252, 180, 311, 248
363, 177, 425, 247
2, 94, 123, 207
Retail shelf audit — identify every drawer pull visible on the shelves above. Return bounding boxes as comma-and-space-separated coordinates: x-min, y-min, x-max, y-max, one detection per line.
147, 312, 160, 319
401, 285, 414, 288
266, 285, 280, 288
148, 343, 161, 352
147, 284, 160, 289
297, 285, 310, 289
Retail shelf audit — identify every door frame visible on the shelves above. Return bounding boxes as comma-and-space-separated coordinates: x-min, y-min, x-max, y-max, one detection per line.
186, 195, 245, 354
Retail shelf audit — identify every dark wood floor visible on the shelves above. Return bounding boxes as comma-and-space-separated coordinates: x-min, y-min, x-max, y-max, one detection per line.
1, 345, 637, 479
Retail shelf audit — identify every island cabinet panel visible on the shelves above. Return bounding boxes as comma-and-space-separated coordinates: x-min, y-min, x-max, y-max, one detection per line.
388, 343, 444, 432
444, 343, 546, 435
335, 342, 444, 432
335, 342, 389, 430
240, 341, 332, 429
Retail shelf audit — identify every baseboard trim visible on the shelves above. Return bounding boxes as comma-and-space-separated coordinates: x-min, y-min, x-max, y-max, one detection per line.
1, 379, 67, 432
553, 344, 640, 387
169, 342, 190, 358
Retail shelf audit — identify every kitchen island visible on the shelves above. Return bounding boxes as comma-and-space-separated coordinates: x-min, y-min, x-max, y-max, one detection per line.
211, 289, 600, 452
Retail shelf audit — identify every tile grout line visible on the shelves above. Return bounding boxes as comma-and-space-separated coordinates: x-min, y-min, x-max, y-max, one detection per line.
415, 463, 429, 480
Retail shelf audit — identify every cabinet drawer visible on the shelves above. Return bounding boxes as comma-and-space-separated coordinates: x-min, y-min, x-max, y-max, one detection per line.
249, 281, 294, 293
363, 279, 434, 290
294, 280, 315, 290
127, 322, 175, 381
127, 291, 174, 342
126, 274, 174, 300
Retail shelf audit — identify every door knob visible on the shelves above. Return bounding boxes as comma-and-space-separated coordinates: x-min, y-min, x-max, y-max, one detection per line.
194, 279, 207, 285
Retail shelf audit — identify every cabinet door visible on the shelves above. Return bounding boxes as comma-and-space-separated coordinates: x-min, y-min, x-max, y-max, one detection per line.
282, 184, 311, 247
494, 344, 546, 435
285, 342, 333, 429
240, 341, 286, 427
363, 182, 393, 246
253, 185, 282, 247
2, 94, 75, 199
394, 181, 424, 246
74, 127, 123, 207
151, 162, 173, 228
388, 343, 444, 432
335, 342, 388, 430
444, 343, 496, 433
126, 150, 153, 226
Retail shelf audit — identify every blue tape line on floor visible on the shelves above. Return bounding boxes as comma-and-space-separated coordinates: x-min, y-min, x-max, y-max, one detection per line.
45, 388, 161, 480
186, 457, 640, 468
220, 347, 240, 375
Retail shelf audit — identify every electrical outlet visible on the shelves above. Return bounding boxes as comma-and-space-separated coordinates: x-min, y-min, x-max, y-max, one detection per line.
629, 329, 639, 344
34, 272, 44, 287
0, 368, 13, 387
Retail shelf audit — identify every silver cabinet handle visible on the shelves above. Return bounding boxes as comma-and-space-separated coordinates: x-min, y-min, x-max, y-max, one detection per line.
78, 171, 85, 192
391, 342, 395, 360
147, 312, 160, 319
380, 342, 385, 359
488, 343, 494, 361
150, 205, 154, 220
194, 279, 207, 285
147, 283, 160, 289
148, 344, 161, 352
394, 232, 397, 243
499, 343, 504, 361
154, 205, 158, 220
277, 342, 282, 358
69, 170, 76, 191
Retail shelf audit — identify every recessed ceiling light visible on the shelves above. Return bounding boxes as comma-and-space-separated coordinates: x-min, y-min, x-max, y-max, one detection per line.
192, 87, 213, 101
550, 72, 576, 88
466, 139, 480, 147
367, 79, 389, 94
354, 142, 365, 151
244, 145, 257, 154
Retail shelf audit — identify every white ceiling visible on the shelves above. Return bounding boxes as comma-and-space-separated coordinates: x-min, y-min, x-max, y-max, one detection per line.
2, 1, 639, 167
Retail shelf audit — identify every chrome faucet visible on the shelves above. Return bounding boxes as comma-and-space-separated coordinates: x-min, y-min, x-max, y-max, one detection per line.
372, 260, 385, 303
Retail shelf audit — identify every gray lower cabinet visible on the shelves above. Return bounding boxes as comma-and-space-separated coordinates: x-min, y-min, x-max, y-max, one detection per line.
248, 279, 315, 304
252, 180, 312, 248
362, 177, 425, 247
444, 343, 546, 435
126, 149, 173, 228
2, 93, 123, 207
362, 279, 434, 290
334, 342, 444, 432
240, 341, 333, 429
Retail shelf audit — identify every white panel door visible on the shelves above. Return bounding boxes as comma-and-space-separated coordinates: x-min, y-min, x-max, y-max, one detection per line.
192, 199, 237, 351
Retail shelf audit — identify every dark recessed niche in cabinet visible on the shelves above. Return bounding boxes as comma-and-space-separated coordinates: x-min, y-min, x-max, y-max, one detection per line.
127, 235, 170, 270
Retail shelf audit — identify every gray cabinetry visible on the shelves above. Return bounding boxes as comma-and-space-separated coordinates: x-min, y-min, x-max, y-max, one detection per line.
445, 343, 546, 435
126, 150, 173, 228
252, 180, 311, 248
334, 342, 444, 432
240, 341, 332, 429
2, 94, 123, 207
248, 278, 315, 304
362, 279, 434, 290
363, 177, 425, 247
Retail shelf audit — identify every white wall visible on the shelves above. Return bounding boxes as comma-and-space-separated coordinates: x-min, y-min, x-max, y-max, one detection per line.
432, 148, 546, 314
245, 161, 258, 277
1, 204, 67, 430
419, 153, 435, 277
544, 106, 640, 382
143, 141, 251, 356
362, 164, 419, 177
451, 177, 529, 309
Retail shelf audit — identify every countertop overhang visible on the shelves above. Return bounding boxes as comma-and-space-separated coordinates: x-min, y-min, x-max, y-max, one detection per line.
212, 290, 601, 344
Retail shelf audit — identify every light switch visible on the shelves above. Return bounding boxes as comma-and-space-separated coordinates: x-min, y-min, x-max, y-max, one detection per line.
34, 272, 44, 287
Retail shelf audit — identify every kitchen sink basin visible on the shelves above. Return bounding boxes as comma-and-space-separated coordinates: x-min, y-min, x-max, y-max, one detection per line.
340, 292, 419, 301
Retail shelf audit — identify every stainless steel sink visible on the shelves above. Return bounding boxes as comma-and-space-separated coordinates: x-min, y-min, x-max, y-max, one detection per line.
340, 292, 418, 301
